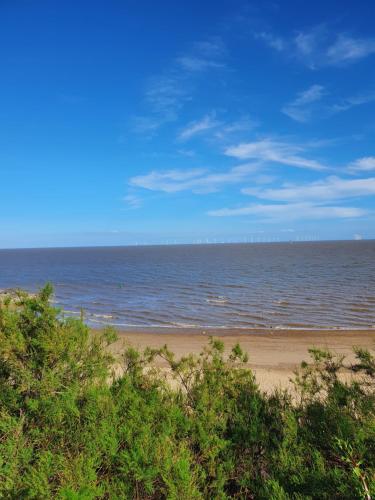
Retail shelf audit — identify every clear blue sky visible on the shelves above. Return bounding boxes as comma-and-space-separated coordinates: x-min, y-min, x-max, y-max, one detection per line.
1, 0, 375, 248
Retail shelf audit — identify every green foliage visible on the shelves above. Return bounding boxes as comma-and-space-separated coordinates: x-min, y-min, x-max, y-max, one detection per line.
0, 286, 374, 498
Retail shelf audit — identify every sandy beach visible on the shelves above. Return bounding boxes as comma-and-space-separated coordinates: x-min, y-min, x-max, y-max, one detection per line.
111, 328, 375, 391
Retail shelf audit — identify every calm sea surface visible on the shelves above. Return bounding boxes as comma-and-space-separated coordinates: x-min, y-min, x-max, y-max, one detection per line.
0, 242, 374, 329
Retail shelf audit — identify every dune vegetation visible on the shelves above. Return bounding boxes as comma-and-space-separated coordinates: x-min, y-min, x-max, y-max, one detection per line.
0, 285, 374, 499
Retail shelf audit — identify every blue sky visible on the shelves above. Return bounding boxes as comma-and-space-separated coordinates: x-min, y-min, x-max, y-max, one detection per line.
1, 0, 375, 248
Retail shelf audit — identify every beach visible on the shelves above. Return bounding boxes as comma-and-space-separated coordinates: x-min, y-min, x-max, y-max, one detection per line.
110, 328, 375, 391
1, 244, 374, 390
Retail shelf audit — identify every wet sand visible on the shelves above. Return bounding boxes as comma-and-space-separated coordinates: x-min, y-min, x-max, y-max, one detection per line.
110, 328, 375, 392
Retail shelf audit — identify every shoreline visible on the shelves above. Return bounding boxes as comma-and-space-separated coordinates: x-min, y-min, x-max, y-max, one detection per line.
108, 328, 375, 392
99, 325, 375, 335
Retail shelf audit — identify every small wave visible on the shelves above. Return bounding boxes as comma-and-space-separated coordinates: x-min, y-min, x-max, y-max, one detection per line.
275, 300, 290, 306
349, 307, 370, 313
89, 318, 114, 325
171, 321, 201, 328
283, 322, 323, 329
206, 295, 229, 304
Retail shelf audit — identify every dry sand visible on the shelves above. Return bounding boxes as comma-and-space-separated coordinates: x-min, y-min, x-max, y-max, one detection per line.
109, 328, 375, 392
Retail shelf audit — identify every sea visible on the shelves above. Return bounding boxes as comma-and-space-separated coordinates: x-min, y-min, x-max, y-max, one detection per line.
0, 241, 374, 330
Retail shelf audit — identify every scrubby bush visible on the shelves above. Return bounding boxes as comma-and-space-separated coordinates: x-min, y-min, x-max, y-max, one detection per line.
0, 286, 374, 499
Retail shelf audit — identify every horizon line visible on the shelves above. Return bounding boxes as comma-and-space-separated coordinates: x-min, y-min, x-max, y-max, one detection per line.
0, 237, 372, 252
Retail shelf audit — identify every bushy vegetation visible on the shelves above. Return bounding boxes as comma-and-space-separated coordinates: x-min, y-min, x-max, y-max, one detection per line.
0, 285, 374, 499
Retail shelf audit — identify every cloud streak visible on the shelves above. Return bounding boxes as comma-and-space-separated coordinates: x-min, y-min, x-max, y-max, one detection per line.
176, 37, 227, 72
225, 139, 326, 170
144, 74, 190, 121
282, 86, 375, 123
330, 90, 375, 113
256, 25, 375, 68
123, 194, 143, 209
326, 35, 375, 65
282, 85, 326, 122
208, 203, 365, 220
176, 57, 224, 72
178, 114, 220, 141
129, 163, 261, 194
132, 37, 227, 135
177, 113, 258, 143
348, 157, 375, 174
243, 176, 375, 202
207, 174, 374, 222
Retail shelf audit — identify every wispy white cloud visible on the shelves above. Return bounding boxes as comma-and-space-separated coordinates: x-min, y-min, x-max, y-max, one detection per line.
177, 113, 257, 143
294, 30, 318, 58
177, 36, 227, 72
243, 176, 375, 202
288, 85, 326, 107
177, 149, 196, 157
192, 37, 227, 58
254, 32, 286, 52
330, 90, 375, 113
225, 138, 326, 170
326, 35, 375, 65
176, 57, 224, 72
348, 157, 375, 174
144, 74, 190, 120
283, 86, 375, 123
256, 25, 375, 68
130, 168, 206, 193
129, 163, 260, 194
131, 116, 165, 135
208, 202, 365, 220
132, 37, 227, 135
213, 116, 258, 141
130, 74, 189, 135
178, 114, 220, 141
208, 171, 374, 221
282, 84, 326, 122
123, 194, 143, 209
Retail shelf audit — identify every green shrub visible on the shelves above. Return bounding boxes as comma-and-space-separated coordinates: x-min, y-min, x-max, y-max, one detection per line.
0, 286, 374, 499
